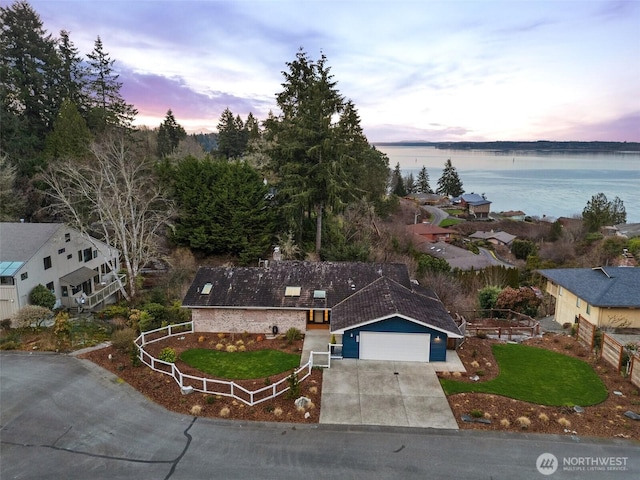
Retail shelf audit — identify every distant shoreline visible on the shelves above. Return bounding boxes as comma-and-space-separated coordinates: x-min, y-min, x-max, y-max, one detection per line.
373, 141, 640, 153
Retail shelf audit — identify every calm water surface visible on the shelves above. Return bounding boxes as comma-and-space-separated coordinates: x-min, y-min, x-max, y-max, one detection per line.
377, 146, 640, 223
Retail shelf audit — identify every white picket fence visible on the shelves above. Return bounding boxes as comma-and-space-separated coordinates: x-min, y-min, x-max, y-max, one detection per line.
134, 322, 321, 406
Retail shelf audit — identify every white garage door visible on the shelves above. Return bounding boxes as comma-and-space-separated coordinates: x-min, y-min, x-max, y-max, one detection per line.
359, 331, 430, 362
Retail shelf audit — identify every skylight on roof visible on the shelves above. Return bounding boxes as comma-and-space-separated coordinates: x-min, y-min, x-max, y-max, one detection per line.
201, 282, 213, 295
285, 286, 301, 296
313, 290, 326, 299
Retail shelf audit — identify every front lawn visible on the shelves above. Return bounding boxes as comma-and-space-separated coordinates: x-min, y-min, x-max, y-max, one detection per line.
439, 218, 463, 227
440, 343, 608, 406
179, 348, 301, 380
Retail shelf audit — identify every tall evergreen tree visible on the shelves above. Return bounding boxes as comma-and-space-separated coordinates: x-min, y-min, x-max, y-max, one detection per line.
0, 0, 60, 163
216, 108, 246, 159
44, 99, 92, 160
436, 159, 464, 197
405, 173, 416, 194
85, 36, 136, 132
56, 30, 88, 115
265, 50, 350, 254
156, 109, 186, 157
416, 166, 433, 194
391, 162, 406, 197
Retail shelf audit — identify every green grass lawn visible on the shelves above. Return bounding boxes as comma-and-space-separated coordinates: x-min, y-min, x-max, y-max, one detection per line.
439, 218, 464, 227
440, 343, 608, 406
179, 348, 301, 380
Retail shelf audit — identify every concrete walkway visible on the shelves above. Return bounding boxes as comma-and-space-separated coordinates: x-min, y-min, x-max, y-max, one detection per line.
300, 330, 331, 366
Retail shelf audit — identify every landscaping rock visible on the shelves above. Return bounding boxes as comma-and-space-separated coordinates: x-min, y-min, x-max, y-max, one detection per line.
294, 396, 311, 409
573, 405, 584, 414
470, 375, 480, 382
613, 391, 623, 396
624, 411, 640, 421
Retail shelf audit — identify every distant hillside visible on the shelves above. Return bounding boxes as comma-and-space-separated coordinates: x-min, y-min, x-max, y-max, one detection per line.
374, 141, 640, 152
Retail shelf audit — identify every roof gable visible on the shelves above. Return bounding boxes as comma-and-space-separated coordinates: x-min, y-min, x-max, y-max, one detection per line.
330, 277, 462, 337
538, 267, 640, 307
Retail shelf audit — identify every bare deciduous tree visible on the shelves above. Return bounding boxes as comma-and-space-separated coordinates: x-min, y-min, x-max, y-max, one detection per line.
41, 135, 173, 299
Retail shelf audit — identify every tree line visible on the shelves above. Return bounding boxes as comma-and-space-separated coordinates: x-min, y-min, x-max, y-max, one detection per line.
0, 2, 400, 299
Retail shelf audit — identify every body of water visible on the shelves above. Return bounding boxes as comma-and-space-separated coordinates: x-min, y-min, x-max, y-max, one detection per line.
377, 146, 640, 223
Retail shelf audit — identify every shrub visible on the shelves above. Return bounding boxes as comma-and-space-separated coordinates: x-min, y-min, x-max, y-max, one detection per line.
273, 407, 283, 417
53, 311, 71, 339
470, 360, 480, 368
309, 386, 318, 394
1, 318, 11, 331
538, 413, 549, 423
159, 347, 177, 363
235, 339, 244, 346
190, 405, 202, 416
478, 286, 502, 311
225, 345, 237, 353
219, 407, 231, 417
256, 335, 264, 342
205, 395, 216, 405
100, 304, 130, 319
286, 371, 300, 399
198, 335, 205, 343
138, 311, 158, 332
285, 327, 302, 344
470, 409, 484, 418
476, 331, 488, 339
516, 416, 531, 429
111, 327, 137, 353
12, 305, 52, 329
215, 343, 224, 350
141, 303, 167, 325
500, 418, 511, 428
558, 417, 571, 428
264, 376, 272, 386
29, 284, 56, 310
238, 345, 246, 352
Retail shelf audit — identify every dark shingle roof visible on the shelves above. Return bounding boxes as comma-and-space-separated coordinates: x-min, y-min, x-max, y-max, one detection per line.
538, 267, 640, 308
330, 277, 463, 337
183, 261, 412, 309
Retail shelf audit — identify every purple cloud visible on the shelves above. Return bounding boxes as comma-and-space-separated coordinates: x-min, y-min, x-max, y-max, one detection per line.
119, 69, 274, 128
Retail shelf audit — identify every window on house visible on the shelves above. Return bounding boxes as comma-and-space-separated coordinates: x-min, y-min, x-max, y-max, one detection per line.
558, 286, 563, 296
576, 298, 581, 308
58, 248, 65, 254
46, 281, 54, 293
61, 286, 68, 297
78, 250, 82, 261
21, 272, 28, 281
586, 304, 591, 315
43, 256, 52, 270
93, 250, 98, 259
83, 248, 92, 263
65, 233, 70, 243
67, 254, 72, 260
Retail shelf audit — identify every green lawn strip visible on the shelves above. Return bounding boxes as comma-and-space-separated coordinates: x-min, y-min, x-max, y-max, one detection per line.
439, 218, 463, 227
440, 343, 608, 406
179, 348, 301, 380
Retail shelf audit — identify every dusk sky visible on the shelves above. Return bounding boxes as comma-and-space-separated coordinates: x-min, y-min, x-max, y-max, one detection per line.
21, 0, 640, 142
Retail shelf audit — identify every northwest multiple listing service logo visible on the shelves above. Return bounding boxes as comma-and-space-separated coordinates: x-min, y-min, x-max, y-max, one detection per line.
536, 452, 629, 475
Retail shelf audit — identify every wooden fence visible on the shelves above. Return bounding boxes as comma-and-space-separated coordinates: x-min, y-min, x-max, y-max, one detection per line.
630, 355, 640, 389
600, 333, 624, 372
576, 316, 595, 349
134, 322, 321, 406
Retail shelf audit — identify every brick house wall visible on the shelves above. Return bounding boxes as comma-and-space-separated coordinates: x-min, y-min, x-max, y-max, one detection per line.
192, 308, 307, 334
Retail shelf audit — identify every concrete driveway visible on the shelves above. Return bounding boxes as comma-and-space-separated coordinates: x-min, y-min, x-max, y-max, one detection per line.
320, 359, 458, 429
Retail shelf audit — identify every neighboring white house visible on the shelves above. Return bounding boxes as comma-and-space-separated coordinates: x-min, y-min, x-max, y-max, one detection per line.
0, 222, 122, 320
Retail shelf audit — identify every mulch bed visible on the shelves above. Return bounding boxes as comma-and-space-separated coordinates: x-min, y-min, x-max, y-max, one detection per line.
80, 332, 322, 424
441, 333, 640, 440
81, 330, 640, 439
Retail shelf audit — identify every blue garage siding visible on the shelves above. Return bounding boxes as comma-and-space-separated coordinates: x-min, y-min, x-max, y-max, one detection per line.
341, 317, 449, 362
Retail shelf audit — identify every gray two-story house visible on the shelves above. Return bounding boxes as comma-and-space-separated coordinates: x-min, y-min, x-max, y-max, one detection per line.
0, 222, 122, 319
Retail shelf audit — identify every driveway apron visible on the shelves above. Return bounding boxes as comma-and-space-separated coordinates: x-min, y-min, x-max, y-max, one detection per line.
320, 359, 458, 429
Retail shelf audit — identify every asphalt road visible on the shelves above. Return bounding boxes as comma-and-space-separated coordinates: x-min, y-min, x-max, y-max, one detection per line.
1, 352, 638, 480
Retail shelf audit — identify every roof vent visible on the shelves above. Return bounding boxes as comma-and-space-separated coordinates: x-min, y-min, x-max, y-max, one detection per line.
591, 266, 611, 278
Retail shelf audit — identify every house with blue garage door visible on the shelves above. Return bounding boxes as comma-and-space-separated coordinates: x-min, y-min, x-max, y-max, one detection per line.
184, 259, 464, 363
330, 276, 463, 362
